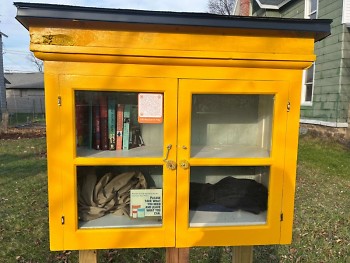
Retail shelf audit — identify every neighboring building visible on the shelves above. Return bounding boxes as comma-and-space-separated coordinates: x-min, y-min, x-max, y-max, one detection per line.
5, 73, 45, 114
252, 0, 350, 138
0, 32, 8, 116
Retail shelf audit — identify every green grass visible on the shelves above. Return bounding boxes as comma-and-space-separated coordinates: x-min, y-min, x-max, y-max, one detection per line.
0, 135, 349, 262
8, 113, 45, 127
254, 135, 350, 263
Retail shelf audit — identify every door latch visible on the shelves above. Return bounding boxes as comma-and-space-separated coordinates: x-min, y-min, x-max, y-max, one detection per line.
163, 144, 177, 170
179, 160, 190, 170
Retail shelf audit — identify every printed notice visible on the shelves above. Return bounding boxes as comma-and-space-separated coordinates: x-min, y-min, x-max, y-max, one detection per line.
138, 93, 163, 124
130, 189, 162, 218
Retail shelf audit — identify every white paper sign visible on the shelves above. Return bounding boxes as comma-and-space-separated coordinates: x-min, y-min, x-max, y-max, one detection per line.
130, 189, 162, 218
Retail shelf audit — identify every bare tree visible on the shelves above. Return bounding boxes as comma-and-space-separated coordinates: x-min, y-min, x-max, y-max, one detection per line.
28, 52, 44, 72
208, 0, 236, 15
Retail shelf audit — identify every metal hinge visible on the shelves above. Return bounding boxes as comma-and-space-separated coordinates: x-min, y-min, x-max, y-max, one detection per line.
280, 213, 284, 222
61, 216, 65, 225
58, 96, 62, 106
287, 101, 291, 112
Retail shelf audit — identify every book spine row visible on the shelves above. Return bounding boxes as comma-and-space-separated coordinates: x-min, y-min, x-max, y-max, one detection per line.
75, 95, 143, 151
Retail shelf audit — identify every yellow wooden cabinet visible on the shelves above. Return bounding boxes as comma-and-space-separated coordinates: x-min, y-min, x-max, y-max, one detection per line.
16, 3, 331, 251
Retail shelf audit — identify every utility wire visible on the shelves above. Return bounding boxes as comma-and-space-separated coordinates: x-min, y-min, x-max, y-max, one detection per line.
4, 53, 34, 72
4, 49, 32, 55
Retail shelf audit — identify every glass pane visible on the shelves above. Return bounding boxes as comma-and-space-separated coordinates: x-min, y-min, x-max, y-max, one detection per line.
310, 0, 318, 13
189, 166, 269, 227
305, 84, 313, 102
306, 64, 314, 83
75, 91, 163, 158
77, 165, 163, 229
191, 94, 274, 158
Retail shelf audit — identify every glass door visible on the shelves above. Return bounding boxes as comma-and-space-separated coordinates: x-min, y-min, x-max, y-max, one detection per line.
59, 75, 177, 249
176, 79, 289, 247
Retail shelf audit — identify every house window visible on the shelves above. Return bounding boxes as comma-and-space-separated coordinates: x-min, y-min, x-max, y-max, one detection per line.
302, 0, 318, 105
303, 63, 315, 104
307, 0, 318, 19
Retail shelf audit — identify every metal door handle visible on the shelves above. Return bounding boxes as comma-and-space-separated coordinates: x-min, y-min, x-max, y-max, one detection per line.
163, 144, 172, 161
163, 144, 177, 170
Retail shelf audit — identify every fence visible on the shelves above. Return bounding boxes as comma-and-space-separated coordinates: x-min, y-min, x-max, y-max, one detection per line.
5, 89, 45, 127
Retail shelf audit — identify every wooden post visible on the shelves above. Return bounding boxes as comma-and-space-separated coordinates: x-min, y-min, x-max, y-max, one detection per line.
79, 250, 97, 263
166, 248, 189, 263
232, 246, 253, 263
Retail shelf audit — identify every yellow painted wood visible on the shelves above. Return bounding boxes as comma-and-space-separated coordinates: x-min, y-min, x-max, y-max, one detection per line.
55, 76, 177, 250
28, 18, 318, 251
29, 26, 315, 58
280, 71, 304, 244
44, 73, 64, 250
36, 52, 313, 70
176, 78, 288, 247
43, 61, 307, 81
188, 158, 272, 166
73, 157, 164, 166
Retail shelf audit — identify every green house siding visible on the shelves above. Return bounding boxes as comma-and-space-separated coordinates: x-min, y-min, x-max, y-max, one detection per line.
253, 0, 349, 127
279, 0, 305, 18
305, 0, 343, 124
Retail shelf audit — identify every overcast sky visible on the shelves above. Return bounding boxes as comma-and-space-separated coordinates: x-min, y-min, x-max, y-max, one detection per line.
1, 0, 209, 73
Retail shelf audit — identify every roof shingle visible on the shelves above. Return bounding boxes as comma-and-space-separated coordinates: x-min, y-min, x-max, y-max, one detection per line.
4, 73, 44, 90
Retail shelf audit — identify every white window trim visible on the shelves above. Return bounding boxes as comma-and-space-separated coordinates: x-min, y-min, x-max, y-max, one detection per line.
301, 73, 312, 106
301, 0, 318, 106
301, 63, 316, 106
342, 0, 350, 25
305, 0, 318, 18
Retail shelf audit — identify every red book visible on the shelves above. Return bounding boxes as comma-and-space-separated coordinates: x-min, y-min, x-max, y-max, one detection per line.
99, 95, 109, 150
92, 104, 101, 150
116, 104, 124, 150
75, 99, 88, 147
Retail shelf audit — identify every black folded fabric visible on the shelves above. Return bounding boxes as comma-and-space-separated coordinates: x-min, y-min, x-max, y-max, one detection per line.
190, 177, 268, 214
189, 182, 215, 208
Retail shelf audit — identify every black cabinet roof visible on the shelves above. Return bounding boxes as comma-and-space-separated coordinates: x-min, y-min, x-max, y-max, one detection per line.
14, 2, 331, 42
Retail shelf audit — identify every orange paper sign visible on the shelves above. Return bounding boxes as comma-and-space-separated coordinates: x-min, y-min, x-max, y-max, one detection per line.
138, 93, 163, 124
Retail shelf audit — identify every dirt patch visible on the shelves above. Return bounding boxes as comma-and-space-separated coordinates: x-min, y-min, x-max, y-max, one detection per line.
300, 124, 350, 149
0, 125, 46, 140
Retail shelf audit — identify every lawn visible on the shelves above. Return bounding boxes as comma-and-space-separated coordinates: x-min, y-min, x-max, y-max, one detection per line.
0, 135, 349, 262
8, 113, 45, 127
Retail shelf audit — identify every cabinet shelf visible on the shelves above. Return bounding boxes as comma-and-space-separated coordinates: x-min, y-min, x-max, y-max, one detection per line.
191, 145, 270, 158
77, 145, 270, 159
76, 146, 163, 158
189, 210, 267, 227
79, 214, 162, 229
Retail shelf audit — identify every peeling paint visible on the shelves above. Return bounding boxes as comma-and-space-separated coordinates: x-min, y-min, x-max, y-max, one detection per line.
30, 33, 74, 46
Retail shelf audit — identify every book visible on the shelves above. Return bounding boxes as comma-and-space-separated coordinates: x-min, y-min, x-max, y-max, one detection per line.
92, 103, 101, 150
108, 97, 116, 150
75, 98, 88, 147
88, 96, 93, 149
99, 95, 109, 150
116, 104, 124, 150
129, 105, 144, 148
122, 104, 131, 150
131, 127, 144, 148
